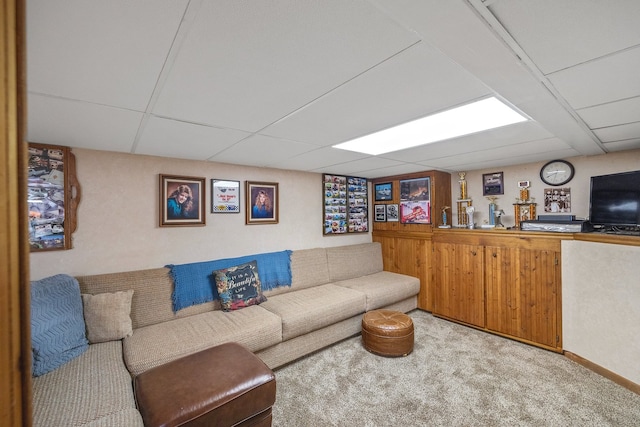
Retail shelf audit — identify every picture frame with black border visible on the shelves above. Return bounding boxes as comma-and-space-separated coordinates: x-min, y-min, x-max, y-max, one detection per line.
374, 204, 387, 222
386, 204, 399, 222
374, 182, 393, 201
482, 171, 504, 196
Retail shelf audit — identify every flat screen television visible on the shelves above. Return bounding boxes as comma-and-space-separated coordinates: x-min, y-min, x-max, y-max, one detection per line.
589, 170, 640, 228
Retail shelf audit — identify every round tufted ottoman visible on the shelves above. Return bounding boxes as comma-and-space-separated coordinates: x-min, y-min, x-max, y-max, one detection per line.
361, 309, 414, 357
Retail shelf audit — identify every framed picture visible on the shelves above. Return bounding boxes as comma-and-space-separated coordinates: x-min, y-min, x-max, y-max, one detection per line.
159, 174, 206, 227
399, 177, 431, 224
374, 182, 393, 201
374, 204, 387, 222
246, 181, 279, 224
27, 143, 80, 251
544, 187, 571, 213
211, 179, 240, 213
400, 201, 431, 224
483, 172, 504, 195
400, 177, 430, 201
386, 204, 399, 222
322, 174, 368, 234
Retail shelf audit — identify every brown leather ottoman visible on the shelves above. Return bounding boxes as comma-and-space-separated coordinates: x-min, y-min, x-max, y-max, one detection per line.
134, 342, 276, 427
362, 309, 414, 357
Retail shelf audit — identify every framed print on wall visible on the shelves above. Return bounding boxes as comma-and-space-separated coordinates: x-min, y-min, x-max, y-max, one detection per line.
211, 179, 240, 213
374, 182, 392, 201
482, 171, 504, 196
399, 177, 431, 224
374, 204, 387, 222
322, 174, 369, 234
386, 204, 399, 222
28, 142, 81, 251
159, 174, 206, 227
246, 181, 279, 224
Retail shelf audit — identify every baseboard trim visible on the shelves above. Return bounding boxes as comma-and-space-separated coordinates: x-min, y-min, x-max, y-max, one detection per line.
564, 351, 640, 395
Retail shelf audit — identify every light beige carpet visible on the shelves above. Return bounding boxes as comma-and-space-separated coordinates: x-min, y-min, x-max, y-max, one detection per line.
272, 310, 640, 426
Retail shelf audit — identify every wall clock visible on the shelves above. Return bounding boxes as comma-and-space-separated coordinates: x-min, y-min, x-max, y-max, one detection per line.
540, 159, 575, 186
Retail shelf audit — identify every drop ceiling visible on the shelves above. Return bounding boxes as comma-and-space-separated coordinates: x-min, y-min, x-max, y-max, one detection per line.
26, 0, 640, 179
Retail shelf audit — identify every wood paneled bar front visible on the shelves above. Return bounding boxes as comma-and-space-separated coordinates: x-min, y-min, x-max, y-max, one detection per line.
432, 229, 567, 352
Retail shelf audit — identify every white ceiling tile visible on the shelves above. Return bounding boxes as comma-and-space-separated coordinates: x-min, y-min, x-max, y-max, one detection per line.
262, 43, 491, 145
602, 138, 640, 152
422, 137, 574, 169
27, 0, 189, 111
314, 162, 429, 179
27, 95, 142, 152
487, 0, 640, 74
547, 46, 640, 109
210, 135, 319, 167
593, 121, 640, 143
135, 117, 250, 160
578, 96, 640, 129
270, 146, 369, 172
152, 0, 419, 131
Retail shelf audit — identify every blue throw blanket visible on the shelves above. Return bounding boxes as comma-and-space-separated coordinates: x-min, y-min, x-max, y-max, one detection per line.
168, 250, 292, 312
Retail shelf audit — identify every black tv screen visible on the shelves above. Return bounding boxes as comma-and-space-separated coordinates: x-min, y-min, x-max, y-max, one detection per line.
589, 170, 640, 227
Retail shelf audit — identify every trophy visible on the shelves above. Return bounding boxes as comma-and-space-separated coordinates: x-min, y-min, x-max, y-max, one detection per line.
494, 209, 506, 229
458, 172, 467, 199
486, 196, 498, 226
466, 205, 475, 229
456, 172, 472, 227
439, 206, 451, 228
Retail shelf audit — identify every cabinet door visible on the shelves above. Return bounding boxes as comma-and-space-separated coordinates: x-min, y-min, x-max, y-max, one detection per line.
485, 246, 559, 348
434, 242, 485, 327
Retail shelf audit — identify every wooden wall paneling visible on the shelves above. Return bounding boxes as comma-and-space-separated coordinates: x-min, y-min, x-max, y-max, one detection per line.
1, 0, 31, 425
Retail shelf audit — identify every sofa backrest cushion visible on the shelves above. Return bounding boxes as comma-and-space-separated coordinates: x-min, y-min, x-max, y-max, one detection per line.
326, 242, 383, 282
264, 247, 329, 297
77, 268, 217, 330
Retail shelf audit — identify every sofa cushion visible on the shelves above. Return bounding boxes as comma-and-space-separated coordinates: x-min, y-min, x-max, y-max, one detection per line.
214, 260, 267, 311
32, 341, 143, 427
77, 268, 221, 330
259, 284, 366, 341
264, 247, 330, 297
326, 242, 383, 282
333, 271, 420, 311
82, 290, 134, 343
30, 274, 89, 377
123, 305, 282, 376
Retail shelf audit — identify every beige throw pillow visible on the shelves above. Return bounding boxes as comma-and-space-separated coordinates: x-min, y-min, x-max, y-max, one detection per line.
82, 290, 134, 343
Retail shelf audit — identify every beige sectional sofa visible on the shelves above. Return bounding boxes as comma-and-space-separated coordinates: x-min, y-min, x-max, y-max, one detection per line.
32, 242, 420, 426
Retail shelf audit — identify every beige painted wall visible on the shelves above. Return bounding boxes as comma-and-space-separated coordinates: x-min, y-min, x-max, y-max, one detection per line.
30, 149, 371, 280
562, 240, 640, 385
449, 149, 640, 227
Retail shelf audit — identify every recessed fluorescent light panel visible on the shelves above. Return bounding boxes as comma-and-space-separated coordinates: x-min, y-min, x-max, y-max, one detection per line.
333, 97, 527, 155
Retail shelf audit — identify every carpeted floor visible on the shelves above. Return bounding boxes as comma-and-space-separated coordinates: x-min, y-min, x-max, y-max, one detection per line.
271, 310, 640, 426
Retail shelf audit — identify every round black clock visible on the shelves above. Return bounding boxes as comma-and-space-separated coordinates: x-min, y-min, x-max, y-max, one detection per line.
540, 159, 575, 186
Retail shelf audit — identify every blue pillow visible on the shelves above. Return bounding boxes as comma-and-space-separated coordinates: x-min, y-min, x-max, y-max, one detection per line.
31, 274, 89, 377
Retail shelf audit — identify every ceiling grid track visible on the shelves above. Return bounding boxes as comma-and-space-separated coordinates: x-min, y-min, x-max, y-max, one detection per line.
130, 0, 204, 154
466, 0, 608, 153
